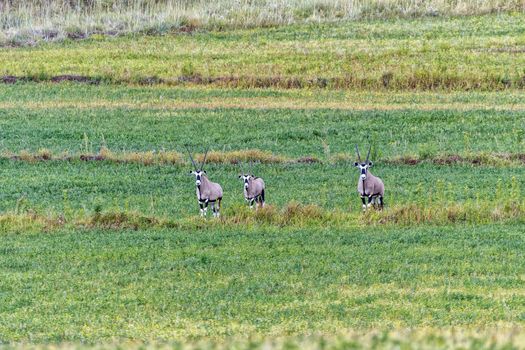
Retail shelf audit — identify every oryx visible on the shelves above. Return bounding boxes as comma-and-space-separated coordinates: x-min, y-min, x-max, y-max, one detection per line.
186, 146, 223, 217
354, 145, 384, 210
238, 162, 265, 209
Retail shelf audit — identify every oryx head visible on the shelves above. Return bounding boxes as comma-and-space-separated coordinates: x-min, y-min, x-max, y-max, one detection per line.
186, 145, 209, 187
238, 161, 254, 189
354, 144, 373, 181
238, 174, 255, 189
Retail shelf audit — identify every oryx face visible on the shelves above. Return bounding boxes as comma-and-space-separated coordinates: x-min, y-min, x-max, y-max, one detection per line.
238, 174, 252, 189
190, 170, 206, 186
354, 161, 373, 180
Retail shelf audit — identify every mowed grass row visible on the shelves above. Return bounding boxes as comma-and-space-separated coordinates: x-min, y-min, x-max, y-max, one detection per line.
0, 85, 524, 158
2, 14, 525, 89
0, 160, 522, 217
1, 224, 525, 342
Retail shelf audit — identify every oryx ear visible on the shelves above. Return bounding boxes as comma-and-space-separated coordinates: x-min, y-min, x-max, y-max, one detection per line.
238, 174, 242, 178
189, 170, 193, 174
354, 162, 359, 167
203, 170, 207, 174
368, 161, 373, 167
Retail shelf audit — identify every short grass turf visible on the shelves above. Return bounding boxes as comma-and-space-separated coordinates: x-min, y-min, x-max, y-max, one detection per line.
1, 224, 525, 342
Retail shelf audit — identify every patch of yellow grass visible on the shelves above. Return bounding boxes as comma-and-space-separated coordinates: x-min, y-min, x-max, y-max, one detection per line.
194, 149, 288, 164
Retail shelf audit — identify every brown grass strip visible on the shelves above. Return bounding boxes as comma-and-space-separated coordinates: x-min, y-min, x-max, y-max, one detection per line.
3, 74, 525, 91
362, 201, 525, 226
2, 199, 524, 233
3, 149, 525, 167
3, 148, 292, 166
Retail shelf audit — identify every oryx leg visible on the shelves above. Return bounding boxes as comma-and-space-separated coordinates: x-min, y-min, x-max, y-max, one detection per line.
249, 198, 255, 209
260, 189, 265, 208
378, 196, 384, 210
367, 196, 374, 208
370, 196, 377, 208
199, 201, 205, 216
211, 201, 216, 217
203, 199, 209, 217
216, 198, 222, 218
361, 196, 367, 210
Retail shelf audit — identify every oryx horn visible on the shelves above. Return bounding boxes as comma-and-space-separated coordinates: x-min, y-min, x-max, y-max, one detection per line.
355, 144, 361, 162
366, 145, 371, 163
200, 146, 210, 170
185, 144, 198, 170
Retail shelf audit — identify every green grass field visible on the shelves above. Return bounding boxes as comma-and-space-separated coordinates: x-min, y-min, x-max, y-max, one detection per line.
2, 224, 525, 342
3, 13, 525, 89
1, 9, 525, 349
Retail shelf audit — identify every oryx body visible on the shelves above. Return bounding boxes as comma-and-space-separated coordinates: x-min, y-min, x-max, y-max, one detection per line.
354, 145, 384, 210
239, 175, 265, 209
186, 147, 223, 217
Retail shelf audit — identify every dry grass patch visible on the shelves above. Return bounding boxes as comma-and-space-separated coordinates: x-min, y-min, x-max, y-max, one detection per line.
3, 149, 525, 167
2, 0, 525, 46
363, 201, 525, 226
332, 152, 525, 167
194, 150, 289, 164
0, 197, 524, 233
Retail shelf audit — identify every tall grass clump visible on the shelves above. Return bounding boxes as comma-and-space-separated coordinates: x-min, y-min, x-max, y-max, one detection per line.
1, 0, 524, 45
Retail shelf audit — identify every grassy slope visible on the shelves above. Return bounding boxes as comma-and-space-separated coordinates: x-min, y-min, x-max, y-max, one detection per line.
2, 14, 525, 89
1, 224, 525, 342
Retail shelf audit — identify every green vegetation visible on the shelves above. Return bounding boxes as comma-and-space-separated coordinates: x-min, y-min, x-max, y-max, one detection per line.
1, 8, 525, 348
0, 85, 524, 157
0, 82, 523, 347
3, 13, 525, 89
2, 224, 525, 343
0, 159, 523, 218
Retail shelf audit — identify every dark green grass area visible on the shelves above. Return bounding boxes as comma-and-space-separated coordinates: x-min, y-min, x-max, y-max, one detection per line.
1, 224, 524, 341
0, 160, 522, 216
0, 107, 524, 158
